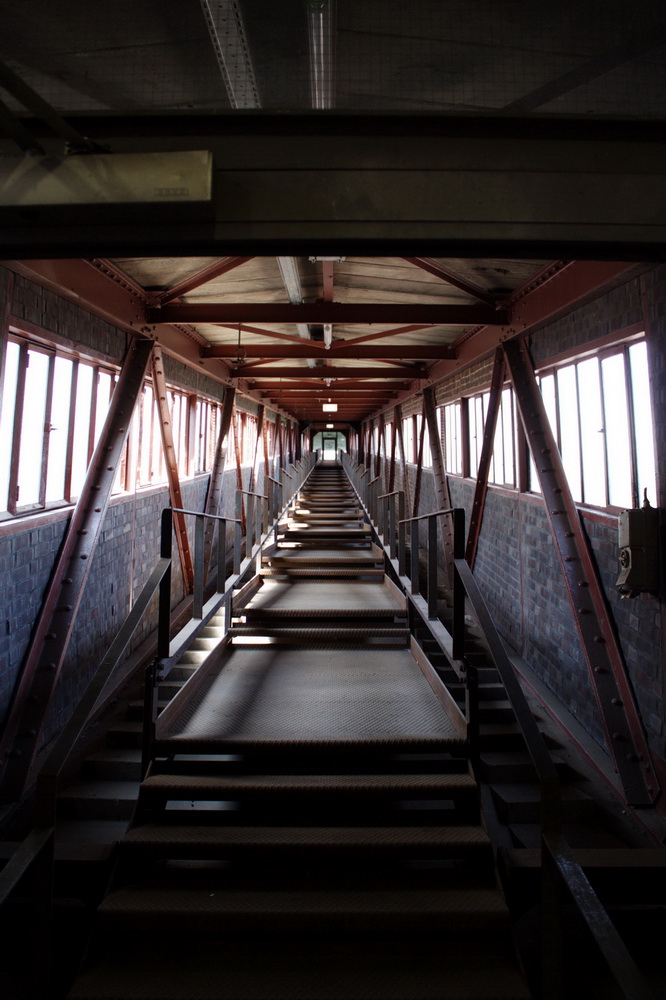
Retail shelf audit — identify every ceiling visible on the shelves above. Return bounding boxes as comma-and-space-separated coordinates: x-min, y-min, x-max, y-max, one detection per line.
2, 2, 664, 425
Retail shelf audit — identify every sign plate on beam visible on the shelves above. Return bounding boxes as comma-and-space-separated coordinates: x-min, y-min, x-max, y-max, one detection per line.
0, 150, 213, 221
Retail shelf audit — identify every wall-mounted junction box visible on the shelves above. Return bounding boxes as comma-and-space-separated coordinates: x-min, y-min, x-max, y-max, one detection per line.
616, 504, 660, 598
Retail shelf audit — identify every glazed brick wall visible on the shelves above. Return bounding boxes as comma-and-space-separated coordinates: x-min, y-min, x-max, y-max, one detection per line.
382, 266, 665, 757
0, 264, 250, 746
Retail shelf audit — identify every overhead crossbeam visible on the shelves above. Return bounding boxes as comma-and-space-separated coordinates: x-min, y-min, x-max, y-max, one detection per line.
149, 303, 507, 325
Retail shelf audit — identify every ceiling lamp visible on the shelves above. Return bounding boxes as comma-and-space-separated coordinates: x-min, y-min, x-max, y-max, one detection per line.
322, 402, 338, 412
326, 423, 335, 429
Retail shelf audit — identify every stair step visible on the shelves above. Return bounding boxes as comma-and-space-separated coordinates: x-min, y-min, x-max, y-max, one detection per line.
83, 750, 142, 781
58, 780, 140, 820
139, 772, 478, 803
120, 824, 492, 861
491, 783, 595, 824
68, 940, 529, 1000
106, 722, 144, 749
97, 886, 510, 935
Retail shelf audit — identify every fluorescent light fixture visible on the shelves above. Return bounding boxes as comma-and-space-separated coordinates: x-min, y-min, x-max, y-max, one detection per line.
326, 423, 334, 429
322, 402, 338, 412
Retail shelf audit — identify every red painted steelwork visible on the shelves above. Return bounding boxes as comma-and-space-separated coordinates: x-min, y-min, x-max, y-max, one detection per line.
465, 349, 506, 570
0, 337, 154, 802
231, 365, 425, 379
403, 257, 499, 306
152, 346, 195, 593
158, 257, 254, 303
203, 344, 455, 359
504, 337, 656, 806
149, 303, 508, 326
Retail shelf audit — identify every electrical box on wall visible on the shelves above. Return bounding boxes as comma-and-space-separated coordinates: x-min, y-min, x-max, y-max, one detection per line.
616, 502, 660, 598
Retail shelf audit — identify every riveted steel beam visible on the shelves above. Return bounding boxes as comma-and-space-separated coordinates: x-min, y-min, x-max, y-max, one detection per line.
504, 337, 657, 806
203, 344, 456, 360
152, 346, 195, 593
465, 349, 506, 570
202, 386, 236, 581
158, 258, 254, 304
149, 303, 506, 326
423, 385, 454, 587
0, 336, 153, 802
230, 366, 425, 380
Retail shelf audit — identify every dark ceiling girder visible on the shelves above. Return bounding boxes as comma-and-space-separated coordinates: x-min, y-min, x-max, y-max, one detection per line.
203, 344, 456, 360
3, 114, 666, 257
250, 380, 411, 390
149, 303, 507, 325
229, 365, 425, 379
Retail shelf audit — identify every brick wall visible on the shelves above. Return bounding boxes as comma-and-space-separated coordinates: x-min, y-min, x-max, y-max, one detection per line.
0, 266, 273, 750
373, 266, 665, 759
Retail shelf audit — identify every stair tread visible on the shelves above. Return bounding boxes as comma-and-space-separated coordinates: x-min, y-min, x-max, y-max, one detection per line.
60, 780, 140, 800
141, 773, 477, 796
491, 783, 592, 803
122, 824, 491, 849
99, 886, 509, 919
68, 940, 530, 999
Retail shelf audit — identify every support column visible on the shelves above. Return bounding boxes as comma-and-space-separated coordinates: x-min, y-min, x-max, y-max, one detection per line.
423, 385, 454, 587
0, 337, 153, 802
152, 346, 194, 593
202, 386, 236, 579
465, 349, 505, 570
504, 337, 657, 806
394, 404, 412, 516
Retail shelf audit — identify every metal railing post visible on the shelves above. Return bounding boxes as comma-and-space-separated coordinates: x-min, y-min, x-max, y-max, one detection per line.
451, 509, 466, 659
410, 519, 420, 595
427, 514, 438, 619
397, 491, 406, 576
158, 508, 173, 658
193, 514, 204, 619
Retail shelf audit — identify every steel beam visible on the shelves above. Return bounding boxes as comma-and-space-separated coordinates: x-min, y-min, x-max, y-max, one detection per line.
152, 346, 195, 593
202, 386, 236, 580
150, 303, 506, 326
0, 337, 153, 802
427, 262, 642, 384
504, 338, 657, 806
203, 344, 456, 360
465, 349, 506, 570
394, 404, 412, 516
230, 366, 425, 380
4, 114, 666, 255
158, 258, 254, 303
412, 406, 427, 517
423, 385, 454, 588
403, 257, 499, 306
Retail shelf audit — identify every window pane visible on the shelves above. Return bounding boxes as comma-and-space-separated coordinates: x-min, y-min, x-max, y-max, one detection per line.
93, 371, 112, 449
45, 356, 73, 502
18, 349, 49, 505
577, 358, 606, 506
556, 366, 582, 502
71, 363, 94, 498
444, 402, 462, 474
0, 341, 20, 511
501, 388, 515, 486
601, 353, 632, 508
629, 341, 657, 506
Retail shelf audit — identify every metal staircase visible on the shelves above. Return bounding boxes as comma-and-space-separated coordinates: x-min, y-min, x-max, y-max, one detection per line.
65, 460, 530, 1000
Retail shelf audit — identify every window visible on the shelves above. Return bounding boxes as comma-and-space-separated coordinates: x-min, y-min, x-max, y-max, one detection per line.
532, 339, 656, 509
402, 416, 414, 463
467, 388, 517, 487
0, 339, 117, 515
0, 332, 226, 518
443, 402, 463, 475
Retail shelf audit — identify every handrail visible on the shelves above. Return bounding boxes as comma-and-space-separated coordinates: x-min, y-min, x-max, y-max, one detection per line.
399, 506, 456, 522
0, 550, 172, 956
